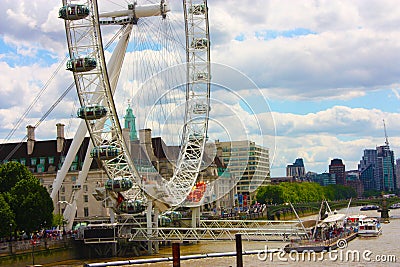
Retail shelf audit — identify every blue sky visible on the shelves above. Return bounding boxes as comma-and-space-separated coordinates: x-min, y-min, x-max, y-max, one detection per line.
1, 1, 400, 178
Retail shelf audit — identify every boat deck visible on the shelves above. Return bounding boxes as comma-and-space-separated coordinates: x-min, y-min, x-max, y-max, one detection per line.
284, 231, 357, 252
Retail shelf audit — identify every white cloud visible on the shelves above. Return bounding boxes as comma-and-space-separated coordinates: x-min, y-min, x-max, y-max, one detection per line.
1, 0, 400, 177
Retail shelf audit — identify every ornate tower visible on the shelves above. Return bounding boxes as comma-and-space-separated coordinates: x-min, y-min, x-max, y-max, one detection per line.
124, 104, 138, 141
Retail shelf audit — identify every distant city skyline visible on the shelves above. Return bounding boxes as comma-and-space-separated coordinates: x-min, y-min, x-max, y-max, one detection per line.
1, 1, 400, 177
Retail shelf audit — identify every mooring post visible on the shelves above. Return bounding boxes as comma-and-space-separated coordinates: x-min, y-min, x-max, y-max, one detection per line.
172, 242, 180, 267
235, 233, 243, 267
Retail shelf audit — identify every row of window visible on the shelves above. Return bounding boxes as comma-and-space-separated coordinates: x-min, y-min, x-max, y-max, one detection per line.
4, 155, 82, 167
50, 184, 89, 193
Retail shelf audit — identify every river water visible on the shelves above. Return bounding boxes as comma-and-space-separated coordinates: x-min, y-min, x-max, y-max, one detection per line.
60, 206, 400, 267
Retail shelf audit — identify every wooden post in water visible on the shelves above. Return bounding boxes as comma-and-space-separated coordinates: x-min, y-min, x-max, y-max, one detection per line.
235, 233, 243, 267
172, 242, 180, 267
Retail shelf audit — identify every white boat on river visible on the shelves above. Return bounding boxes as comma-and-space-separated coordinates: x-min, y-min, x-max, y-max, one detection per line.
357, 217, 382, 237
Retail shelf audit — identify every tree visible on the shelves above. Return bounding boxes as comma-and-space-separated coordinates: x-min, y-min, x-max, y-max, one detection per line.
0, 161, 34, 193
0, 162, 53, 236
0, 194, 15, 237
10, 177, 53, 234
256, 185, 284, 204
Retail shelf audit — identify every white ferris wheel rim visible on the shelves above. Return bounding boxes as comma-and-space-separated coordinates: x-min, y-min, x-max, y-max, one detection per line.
62, 0, 211, 208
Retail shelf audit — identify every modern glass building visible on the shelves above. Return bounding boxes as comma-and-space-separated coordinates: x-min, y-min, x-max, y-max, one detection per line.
215, 140, 270, 200
358, 146, 397, 192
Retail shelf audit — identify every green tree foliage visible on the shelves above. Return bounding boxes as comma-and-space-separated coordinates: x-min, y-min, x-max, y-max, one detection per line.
53, 213, 65, 227
0, 194, 15, 237
0, 162, 53, 236
256, 182, 356, 204
256, 185, 284, 204
0, 161, 34, 193
324, 184, 356, 200
10, 177, 53, 233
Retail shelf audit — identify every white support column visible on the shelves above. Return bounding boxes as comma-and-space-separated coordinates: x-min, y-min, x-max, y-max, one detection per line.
146, 199, 153, 254
191, 206, 200, 228
153, 206, 159, 253
64, 140, 94, 231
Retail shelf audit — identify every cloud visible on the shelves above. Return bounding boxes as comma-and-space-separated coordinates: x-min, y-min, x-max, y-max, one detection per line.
1, 0, 400, 178
268, 105, 400, 175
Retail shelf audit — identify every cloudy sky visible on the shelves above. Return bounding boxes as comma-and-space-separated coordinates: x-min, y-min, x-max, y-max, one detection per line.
1, 0, 400, 177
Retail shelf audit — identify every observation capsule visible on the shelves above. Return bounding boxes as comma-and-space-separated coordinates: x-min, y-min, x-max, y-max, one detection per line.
59, 4, 90, 20
90, 145, 121, 160
193, 103, 209, 114
188, 133, 203, 141
105, 177, 133, 192
66, 57, 97, 72
77, 105, 107, 120
194, 72, 209, 81
118, 199, 145, 214
189, 4, 206, 15
158, 215, 172, 227
163, 211, 182, 222
191, 38, 208, 49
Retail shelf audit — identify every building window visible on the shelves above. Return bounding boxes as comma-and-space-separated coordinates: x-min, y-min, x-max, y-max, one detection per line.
20, 158, 26, 165
48, 157, 54, 164
83, 185, 88, 192
60, 196, 65, 201
70, 163, 78, 171
39, 157, 46, 165
37, 165, 45, 173
84, 195, 88, 203
84, 207, 89, 217
71, 176, 77, 182
31, 158, 37, 165
61, 186, 65, 193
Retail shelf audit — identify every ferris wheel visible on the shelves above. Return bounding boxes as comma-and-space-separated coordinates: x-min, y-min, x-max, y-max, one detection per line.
58, 0, 211, 212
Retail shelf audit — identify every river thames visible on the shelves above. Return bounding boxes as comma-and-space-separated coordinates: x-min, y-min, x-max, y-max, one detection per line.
59, 206, 400, 267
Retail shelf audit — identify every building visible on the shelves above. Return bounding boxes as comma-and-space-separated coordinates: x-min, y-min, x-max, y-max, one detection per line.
346, 170, 364, 197
0, 106, 238, 221
286, 158, 305, 180
270, 176, 294, 184
358, 145, 397, 192
358, 149, 377, 192
376, 145, 396, 192
215, 140, 270, 203
396, 159, 400, 189
309, 172, 336, 186
329, 158, 346, 185
0, 124, 107, 219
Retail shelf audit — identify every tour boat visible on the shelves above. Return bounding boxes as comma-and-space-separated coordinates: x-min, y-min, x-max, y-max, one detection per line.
360, 205, 380, 211
357, 217, 382, 237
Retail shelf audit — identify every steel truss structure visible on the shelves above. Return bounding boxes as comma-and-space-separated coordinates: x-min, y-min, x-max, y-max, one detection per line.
56, 0, 211, 229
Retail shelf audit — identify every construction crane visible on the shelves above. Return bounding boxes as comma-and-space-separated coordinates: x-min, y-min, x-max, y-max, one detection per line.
383, 119, 389, 146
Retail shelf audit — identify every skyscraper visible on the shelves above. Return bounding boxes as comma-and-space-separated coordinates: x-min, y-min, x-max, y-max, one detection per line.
358, 149, 377, 191
286, 158, 305, 179
376, 145, 396, 192
329, 158, 346, 185
358, 146, 397, 192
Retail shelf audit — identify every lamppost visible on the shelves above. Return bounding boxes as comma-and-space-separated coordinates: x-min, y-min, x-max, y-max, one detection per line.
9, 223, 12, 255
